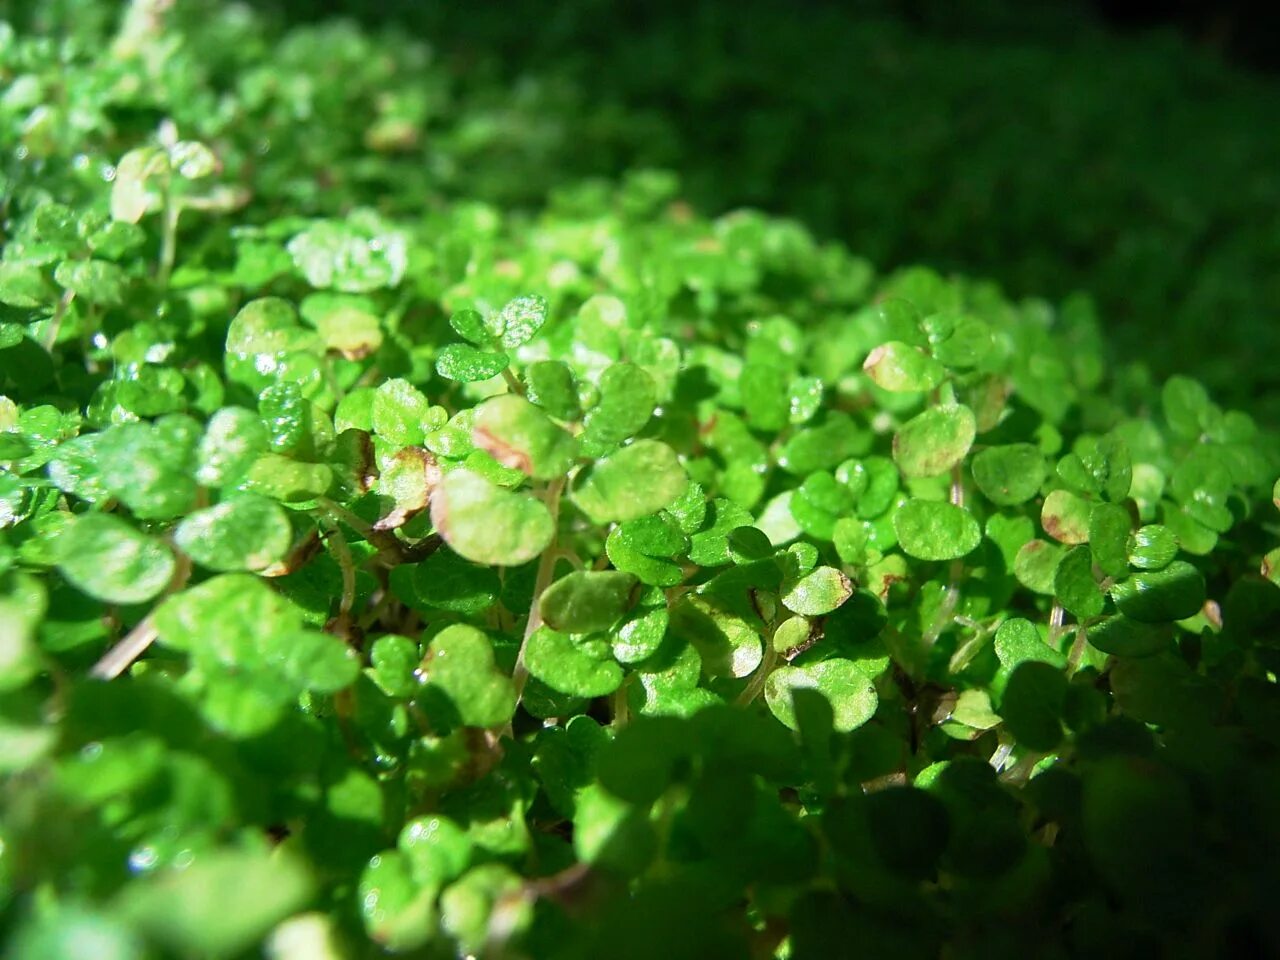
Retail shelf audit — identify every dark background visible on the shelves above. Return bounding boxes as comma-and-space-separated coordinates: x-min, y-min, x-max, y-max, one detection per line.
265, 0, 1280, 74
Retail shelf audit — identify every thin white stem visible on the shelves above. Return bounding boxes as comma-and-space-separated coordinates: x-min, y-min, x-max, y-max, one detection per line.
158, 180, 180, 286
90, 615, 159, 681
89, 552, 190, 680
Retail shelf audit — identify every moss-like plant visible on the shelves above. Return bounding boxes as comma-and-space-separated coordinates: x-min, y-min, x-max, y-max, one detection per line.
3, 3, 1280, 959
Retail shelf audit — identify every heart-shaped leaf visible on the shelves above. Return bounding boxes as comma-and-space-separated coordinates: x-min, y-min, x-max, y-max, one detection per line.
418, 624, 516, 727
524, 627, 624, 697
765, 659, 878, 733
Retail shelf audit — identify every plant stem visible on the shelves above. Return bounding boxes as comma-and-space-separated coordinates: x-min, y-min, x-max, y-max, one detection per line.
90, 614, 159, 681
89, 552, 191, 680
512, 476, 565, 702
158, 179, 180, 286
501, 366, 525, 396
1048, 600, 1065, 646
323, 520, 357, 615
736, 641, 777, 707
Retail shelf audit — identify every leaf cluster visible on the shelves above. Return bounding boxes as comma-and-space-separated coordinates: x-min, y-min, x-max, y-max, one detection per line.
2, 4, 1280, 959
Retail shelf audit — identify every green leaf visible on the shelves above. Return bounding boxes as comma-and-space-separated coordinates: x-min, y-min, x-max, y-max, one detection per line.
994, 618, 1067, 674
1087, 614, 1170, 657
53, 259, 125, 305
449, 308, 489, 345
777, 412, 867, 475
435, 343, 509, 382
740, 362, 790, 431
929, 315, 994, 369
1078, 434, 1133, 502
765, 659, 878, 733
431, 468, 553, 566
1013, 539, 1065, 595
573, 782, 656, 875
174, 494, 292, 572
582, 363, 656, 446
472, 394, 579, 480
610, 588, 669, 663
358, 851, 436, 951
539, 571, 638, 634
971, 443, 1047, 506
0, 261, 53, 308
97, 418, 200, 520
1162, 375, 1213, 440
1054, 545, 1104, 619
399, 814, 474, 889
155, 574, 359, 702
669, 593, 763, 679
1041, 489, 1091, 545
370, 634, 422, 698
299, 292, 382, 357
372, 378, 438, 447
1089, 502, 1132, 578
999, 661, 1066, 751
55, 513, 174, 605
571, 440, 687, 523
781, 565, 853, 616
288, 215, 407, 292
1109, 561, 1206, 623
242, 453, 333, 503
863, 341, 944, 393
120, 849, 313, 959
440, 866, 530, 956
894, 499, 981, 561
7, 906, 142, 960
892, 403, 975, 478
524, 627, 624, 697
605, 523, 686, 587
419, 624, 516, 727
688, 498, 755, 567
412, 550, 500, 614
726, 525, 775, 564
491, 294, 549, 348
525, 360, 581, 420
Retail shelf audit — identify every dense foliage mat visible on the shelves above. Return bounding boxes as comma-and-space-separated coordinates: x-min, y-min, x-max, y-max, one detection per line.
3, 3, 1280, 958
283, 0, 1280, 418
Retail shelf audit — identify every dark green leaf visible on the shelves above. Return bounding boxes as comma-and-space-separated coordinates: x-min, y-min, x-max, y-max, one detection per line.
971, 443, 1046, 506
539, 571, 638, 634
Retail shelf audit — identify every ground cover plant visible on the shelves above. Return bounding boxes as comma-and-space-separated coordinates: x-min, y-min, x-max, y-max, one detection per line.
290, 0, 1280, 420
3, 2, 1280, 958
